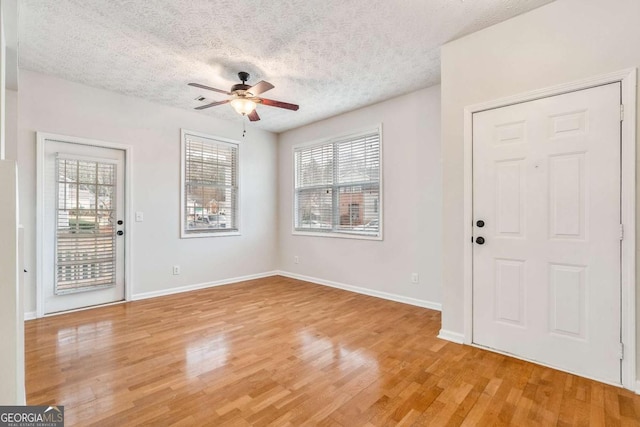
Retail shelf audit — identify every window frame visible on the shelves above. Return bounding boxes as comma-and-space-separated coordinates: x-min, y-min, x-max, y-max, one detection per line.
291, 125, 383, 241
180, 129, 241, 238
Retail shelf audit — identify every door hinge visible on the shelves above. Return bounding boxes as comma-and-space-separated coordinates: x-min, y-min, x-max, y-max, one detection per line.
619, 342, 624, 360
619, 224, 624, 240
620, 104, 624, 121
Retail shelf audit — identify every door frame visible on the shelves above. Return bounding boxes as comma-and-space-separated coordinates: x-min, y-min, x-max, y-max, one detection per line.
36, 132, 134, 317
462, 68, 637, 390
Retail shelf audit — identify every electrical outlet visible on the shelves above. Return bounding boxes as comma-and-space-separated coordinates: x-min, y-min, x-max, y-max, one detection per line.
411, 273, 419, 284
173, 265, 181, 275
294, 256, 299, 264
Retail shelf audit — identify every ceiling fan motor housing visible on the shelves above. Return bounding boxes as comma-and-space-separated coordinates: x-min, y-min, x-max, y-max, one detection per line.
232, 71, 251, 94
231, 83, 251, 94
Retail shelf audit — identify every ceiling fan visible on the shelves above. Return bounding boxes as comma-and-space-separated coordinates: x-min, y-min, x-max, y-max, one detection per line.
188, 72, 299, 122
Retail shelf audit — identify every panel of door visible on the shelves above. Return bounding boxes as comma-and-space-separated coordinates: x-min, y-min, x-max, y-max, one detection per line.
472, 83, 621, 384
42, 139, 125, 314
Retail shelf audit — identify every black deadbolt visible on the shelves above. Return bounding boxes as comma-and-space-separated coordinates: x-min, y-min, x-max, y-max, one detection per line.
476, 220, 485, 228
117, 230, 124, 236
117, 220, 123, 225
475, 236, 485, 245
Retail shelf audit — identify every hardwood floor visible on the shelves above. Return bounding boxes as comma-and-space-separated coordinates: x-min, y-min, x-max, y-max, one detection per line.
26, 276, 640, 426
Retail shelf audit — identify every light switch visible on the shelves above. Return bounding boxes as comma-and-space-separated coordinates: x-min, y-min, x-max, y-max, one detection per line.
135, 211, 144, 222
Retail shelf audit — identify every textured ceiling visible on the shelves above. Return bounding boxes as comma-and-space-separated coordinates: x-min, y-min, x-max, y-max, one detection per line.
19, 0, 553, 133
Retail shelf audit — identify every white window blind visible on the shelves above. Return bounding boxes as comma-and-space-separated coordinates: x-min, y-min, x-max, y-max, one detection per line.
294, 128, 381, 237
183, 132, 238, 236
55, 158, 117, 294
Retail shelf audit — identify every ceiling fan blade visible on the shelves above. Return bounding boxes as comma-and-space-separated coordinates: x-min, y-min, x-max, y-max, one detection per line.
194, 99, 229, 110
248, 110, 260, 122
188, 82, 231, 95
247, 81, 274, 96
259, 97, 299, 111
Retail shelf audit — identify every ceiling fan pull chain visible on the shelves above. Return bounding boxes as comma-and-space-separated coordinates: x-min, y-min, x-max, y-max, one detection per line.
242, 118, 246, 138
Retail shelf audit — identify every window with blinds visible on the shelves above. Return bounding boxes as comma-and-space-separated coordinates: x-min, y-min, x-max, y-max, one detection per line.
55, 158, 117, 294
294, 127, 382, 238
182, 131, 239, 237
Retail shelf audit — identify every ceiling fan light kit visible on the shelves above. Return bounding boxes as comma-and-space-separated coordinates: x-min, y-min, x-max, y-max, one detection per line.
230, 97, 257, 115
188, 71, 299, 122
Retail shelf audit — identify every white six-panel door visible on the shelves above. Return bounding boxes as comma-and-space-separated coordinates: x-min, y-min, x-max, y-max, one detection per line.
472, 83, 621, 384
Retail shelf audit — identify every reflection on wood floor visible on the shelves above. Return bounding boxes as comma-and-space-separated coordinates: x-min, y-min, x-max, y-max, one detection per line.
26, 276, 640, 426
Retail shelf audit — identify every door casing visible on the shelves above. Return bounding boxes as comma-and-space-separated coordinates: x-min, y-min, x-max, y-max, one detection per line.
36, 132, 134, 317
462, 69, 637, 390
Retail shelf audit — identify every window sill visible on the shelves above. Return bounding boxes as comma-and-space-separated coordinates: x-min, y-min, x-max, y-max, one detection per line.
181, 231, 241, 239
292, 230, 383, 241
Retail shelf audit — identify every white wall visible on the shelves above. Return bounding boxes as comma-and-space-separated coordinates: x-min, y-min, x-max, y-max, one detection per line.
0, 0, 23, 405
277, 86, 442, 307
5, 88, 16, 159
0, 0, 5, 160
0, 161, 23, 404
440, 0, 640, 376
18, 70, 279, 312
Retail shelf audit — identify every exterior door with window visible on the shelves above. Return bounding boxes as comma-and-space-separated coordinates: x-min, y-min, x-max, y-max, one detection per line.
41, 138, 125, 314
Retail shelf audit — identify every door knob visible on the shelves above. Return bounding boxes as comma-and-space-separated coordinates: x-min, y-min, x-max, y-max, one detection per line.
117, 230, 124, 236
476, 220, 485, 228
475, 236, 485, 245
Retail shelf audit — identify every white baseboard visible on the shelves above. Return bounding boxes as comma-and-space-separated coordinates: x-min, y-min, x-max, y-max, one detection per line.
26, 271, 440, 318
276, 271, 441, 311
437, 329, 465, 344
132, 271, 279, 301
636, 380, 640, 395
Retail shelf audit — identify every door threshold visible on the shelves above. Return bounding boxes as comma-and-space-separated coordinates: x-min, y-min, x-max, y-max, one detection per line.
42, 299, 126, 318
470, 342, 623, 389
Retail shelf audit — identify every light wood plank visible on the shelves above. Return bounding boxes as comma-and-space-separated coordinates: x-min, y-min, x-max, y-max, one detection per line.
25, 276, 640, 426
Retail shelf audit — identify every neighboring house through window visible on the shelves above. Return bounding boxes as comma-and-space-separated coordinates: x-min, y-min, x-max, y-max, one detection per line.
294, 126, 382, 239
181, 130, 239, 237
